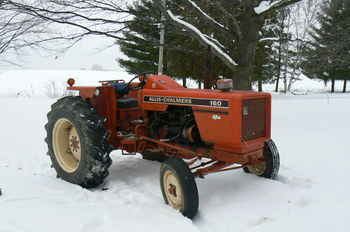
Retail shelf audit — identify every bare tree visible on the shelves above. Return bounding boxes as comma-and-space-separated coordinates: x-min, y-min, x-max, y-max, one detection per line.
0, 0, 131, 66
159, 0, 301, 90
281, 0, 321, 93
0, 1, 47, 65
4, 0, 130, 39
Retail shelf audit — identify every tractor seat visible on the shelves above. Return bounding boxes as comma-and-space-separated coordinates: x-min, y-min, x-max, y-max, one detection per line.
117, 98, 138, 109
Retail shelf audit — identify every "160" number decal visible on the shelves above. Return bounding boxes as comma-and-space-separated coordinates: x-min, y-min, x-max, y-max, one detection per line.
210, 100, 223, 107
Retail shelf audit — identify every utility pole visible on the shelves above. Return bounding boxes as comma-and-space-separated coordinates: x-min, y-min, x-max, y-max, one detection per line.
158, 0, 166, 75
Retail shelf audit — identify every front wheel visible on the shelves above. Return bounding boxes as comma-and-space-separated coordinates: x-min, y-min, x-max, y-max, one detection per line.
244, 139, 280, 179
160, 158, 199, 219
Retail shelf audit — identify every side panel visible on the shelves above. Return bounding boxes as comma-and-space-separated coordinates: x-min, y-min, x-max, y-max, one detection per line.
192, 102, 240, 149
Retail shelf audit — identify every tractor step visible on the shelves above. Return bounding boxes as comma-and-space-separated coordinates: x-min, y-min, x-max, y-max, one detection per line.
122, 151, 137, 156
121, 137, 137, 156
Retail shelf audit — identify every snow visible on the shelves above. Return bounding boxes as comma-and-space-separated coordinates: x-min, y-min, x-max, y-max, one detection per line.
0, 70, 345, 96
167, 10, 238, 66
254, 0, 283, 15
255, 1, 272, 14
204, 34, 226, 49
187, 0, 226, 29
0, 70, 133, 97
0, 71, 350, 231
260, 74, 337, 93
259, 37, 280, 42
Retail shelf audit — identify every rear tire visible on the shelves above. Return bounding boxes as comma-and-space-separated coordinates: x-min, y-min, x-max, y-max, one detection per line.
45, 96, 112, 188
244, 139, 280, 179
160, 158, 199, 219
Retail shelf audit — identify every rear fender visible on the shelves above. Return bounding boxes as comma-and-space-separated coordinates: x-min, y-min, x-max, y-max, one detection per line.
68, 86, 119, 148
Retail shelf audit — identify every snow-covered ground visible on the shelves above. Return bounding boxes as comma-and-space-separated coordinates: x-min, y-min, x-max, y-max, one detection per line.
0, 70, 133, 98
0, 70, 196, 97
1, 71, 349, 232
0, 70, 346, 97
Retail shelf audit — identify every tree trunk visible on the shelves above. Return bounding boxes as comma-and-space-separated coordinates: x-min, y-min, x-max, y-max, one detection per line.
275, 18, 284, 93
204, 80, 211, 89
198, 80, 202, 89
203, 46, 215, 89
275, 77, 280, 92
258, 80, 263, 92
283, 77, 287, 94
236, 42, 256, 90
287, 77, 293, 92
331, 78, 335, 93
343, 80, 347, 93
182, 77, 187, 88
275, 52, 282, 92
236, 10, 264, 90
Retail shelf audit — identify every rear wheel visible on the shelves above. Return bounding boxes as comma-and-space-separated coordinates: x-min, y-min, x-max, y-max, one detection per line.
45, 96, 112, 188
244, 139, 280, 179
160, 158, 199, 219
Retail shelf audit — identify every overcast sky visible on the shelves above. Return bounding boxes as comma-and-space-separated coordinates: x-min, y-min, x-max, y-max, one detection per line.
3, 36, 126, 72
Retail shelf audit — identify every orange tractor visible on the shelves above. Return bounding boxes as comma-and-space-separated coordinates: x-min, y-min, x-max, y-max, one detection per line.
45, 74, 279, 218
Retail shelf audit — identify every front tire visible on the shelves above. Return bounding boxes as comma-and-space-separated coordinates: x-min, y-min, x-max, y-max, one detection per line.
45, 96, 112, 188
244, 139, 280, 179
160, 158, 199, 219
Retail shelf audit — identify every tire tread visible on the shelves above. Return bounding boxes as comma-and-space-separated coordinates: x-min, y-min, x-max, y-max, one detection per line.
45, 96, 112, 188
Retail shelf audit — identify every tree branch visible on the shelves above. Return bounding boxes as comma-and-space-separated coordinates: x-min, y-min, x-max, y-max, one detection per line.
185, 0, 226, 30
213, 1, 242, 40
167, 10, 238, 71
255, 0, 302, 16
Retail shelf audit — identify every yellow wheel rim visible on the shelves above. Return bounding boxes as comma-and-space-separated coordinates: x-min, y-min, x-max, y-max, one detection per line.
163, 170, 184, 211
247, 162, 266, 176
53, 118, 81, 173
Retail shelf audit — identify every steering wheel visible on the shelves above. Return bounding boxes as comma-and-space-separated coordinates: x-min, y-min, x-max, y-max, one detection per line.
127, 74, 147, 90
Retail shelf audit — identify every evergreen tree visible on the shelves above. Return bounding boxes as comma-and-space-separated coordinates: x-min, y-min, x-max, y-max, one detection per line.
118, 1, 160, 75
252, 13, 279, 92
118, 0, 296, 90
303, 0, 350, 92
117, 0, 228, 88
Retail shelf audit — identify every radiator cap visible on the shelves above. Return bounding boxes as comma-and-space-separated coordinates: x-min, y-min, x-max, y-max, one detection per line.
216, 79, 233, 91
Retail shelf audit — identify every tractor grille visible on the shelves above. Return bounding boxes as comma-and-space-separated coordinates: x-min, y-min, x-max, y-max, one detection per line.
242, 98, 266, 141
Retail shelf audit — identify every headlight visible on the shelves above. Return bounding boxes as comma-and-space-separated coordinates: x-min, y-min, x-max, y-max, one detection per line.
95, 88, 101, 96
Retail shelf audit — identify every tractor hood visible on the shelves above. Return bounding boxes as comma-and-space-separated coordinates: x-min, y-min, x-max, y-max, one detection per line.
141, 75, 271, 154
